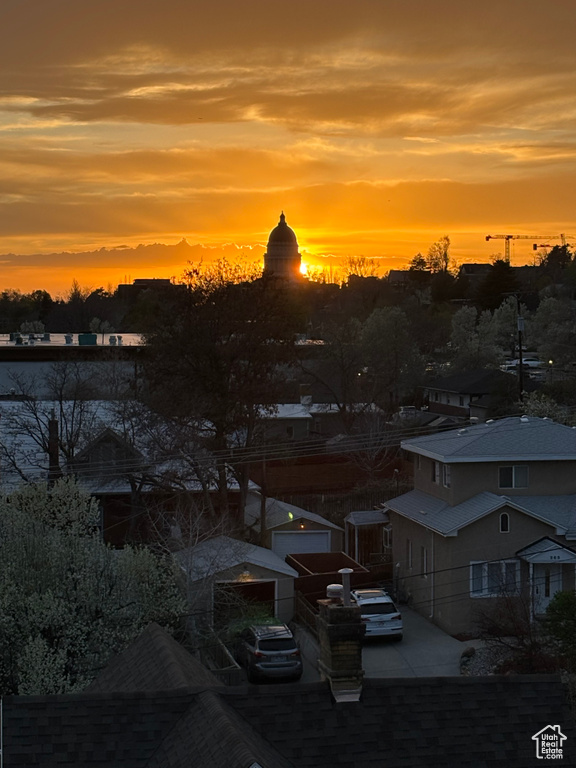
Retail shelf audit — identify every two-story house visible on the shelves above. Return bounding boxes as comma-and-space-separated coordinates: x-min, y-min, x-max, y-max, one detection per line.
384, 416, 576, 636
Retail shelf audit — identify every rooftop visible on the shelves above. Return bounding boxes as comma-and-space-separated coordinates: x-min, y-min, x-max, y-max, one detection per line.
3, 619, 573, 768
384, 489, 576, 538
402, 416, 576, 463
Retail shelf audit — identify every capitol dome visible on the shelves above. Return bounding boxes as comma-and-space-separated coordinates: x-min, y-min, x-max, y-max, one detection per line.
264, 212, 301, 281
267, 211, 298, 245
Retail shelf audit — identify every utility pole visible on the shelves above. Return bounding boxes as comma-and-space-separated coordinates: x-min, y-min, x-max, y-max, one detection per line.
259, 453, 267, 548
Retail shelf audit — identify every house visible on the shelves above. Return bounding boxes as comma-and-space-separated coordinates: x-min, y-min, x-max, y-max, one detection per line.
0, 400, 256, 545
424, 368, 522, 421
383, 416, 576, 636
244, 495, 344, 558
3, 621, 575, 766
174, 534, 299, 625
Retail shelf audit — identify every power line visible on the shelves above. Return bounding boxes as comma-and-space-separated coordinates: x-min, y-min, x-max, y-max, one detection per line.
0, 409, 554, 486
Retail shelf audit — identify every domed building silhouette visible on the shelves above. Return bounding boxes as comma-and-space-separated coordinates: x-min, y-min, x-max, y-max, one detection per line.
264, 212, 302, 281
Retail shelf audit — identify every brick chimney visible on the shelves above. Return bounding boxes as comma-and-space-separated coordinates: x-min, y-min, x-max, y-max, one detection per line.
316, 578, 365, 702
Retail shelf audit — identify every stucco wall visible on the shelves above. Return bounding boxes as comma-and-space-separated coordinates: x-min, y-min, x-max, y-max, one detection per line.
391, 505, 563, 636
414, 457, 576, 506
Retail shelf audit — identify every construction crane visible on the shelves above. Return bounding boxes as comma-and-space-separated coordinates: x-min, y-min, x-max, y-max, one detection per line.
485, 234, 575, 261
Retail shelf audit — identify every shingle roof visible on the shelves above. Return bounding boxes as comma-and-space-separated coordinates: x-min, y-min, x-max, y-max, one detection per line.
224, 676, 573, 768
0, 399, 253, 495
245, 496, 343, 533
3, 624, 575, 768
86, 622, 222, 694
402, 416, 576, 462
384, 489, 576, 536
174, 534, 299, 581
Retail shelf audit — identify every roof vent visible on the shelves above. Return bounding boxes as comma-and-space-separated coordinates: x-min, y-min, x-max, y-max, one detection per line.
458, 428, 467, 435
486, 419, 494, 424
520, 415, 529, 423
420, 509, 427, 515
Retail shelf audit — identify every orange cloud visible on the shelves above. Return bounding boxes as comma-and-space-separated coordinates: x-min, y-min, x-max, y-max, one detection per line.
0, 1, 576, 293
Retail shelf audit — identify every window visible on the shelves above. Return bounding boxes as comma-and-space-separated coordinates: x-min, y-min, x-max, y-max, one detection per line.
442, 464, 451, 488
432, 461, 440, 484
434, 392, 439, 402
470, 560, 519, 597
499, 512, 510, 533
416, 454, 422, 471
459, 396, 464, 406
286, 426, 294, 439
499, 465, 528, 489
420, 546, 427, 578
406, 539, 412, 569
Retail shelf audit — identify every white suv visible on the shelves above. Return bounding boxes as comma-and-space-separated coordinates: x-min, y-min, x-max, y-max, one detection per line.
351, 588, 403, 640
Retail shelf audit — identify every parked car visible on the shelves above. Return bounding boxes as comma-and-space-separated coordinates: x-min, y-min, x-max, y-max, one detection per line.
235, 624, 303, 682
503, 356, 543, 369
351, 588, 403, 640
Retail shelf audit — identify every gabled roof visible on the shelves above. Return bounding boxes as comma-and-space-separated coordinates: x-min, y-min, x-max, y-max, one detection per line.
174, 534, 299, 581
426, 368, 517, 394
384, 489, 576, 536
86, 622, 222, 694
345, 509, 389, 526
0, 399, 255, 495
402, 416, 576, 462
245, 496, 343, 533
516, 537, 576, 563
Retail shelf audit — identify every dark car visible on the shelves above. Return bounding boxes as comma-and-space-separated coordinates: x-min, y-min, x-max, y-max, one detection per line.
235, 624, 303, 683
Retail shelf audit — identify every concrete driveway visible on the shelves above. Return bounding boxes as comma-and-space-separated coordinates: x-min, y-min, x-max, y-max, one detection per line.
361, 607, 468, 677
293, 607, 471, 681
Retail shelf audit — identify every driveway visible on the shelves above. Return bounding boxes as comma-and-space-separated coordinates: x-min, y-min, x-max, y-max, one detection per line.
293, 607, 472, 680
361, 607, 468, 677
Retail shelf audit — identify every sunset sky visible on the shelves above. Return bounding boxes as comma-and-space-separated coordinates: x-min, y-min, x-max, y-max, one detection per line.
2, 0, 576, 294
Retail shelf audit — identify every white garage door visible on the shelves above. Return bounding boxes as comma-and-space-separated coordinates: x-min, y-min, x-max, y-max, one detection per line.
272, 531, 331, 560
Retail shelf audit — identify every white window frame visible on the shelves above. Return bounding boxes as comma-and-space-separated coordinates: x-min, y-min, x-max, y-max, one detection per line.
498, 465, 529, 489
406, 539, 412, 569
420, 546, 428, 579
432, 460, 440, 484
442, 464, 451, 488
470, 560, 520, 598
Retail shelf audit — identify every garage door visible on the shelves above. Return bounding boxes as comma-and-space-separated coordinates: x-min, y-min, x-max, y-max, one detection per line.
272, 531, 330, 560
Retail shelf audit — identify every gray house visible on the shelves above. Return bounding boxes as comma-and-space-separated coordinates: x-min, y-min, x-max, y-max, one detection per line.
384, 416, 576, 635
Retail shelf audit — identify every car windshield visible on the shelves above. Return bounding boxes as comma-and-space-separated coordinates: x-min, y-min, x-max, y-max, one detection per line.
258, 638, 296, 651
361, 603, 397, 615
